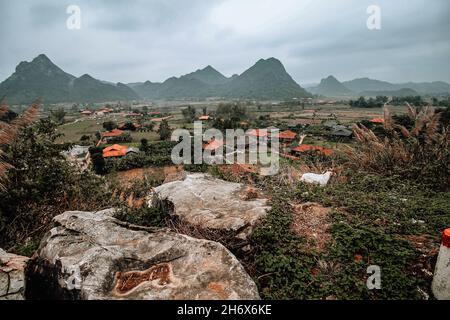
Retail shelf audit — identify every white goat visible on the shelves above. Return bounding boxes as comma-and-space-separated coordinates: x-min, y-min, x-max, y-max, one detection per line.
300, 171, 333, 187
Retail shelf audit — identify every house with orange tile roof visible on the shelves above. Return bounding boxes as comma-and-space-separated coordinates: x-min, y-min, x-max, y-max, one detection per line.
102, 144, 140, 158
101, 129, 125, 138
102, 144, 128, 158
80, 110, 92, 116
274, 130, 297, 141
198, 115, 210, 121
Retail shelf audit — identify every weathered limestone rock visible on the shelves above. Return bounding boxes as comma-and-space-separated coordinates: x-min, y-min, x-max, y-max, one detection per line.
0, 248, 29, 300
152, 173, 270, 239
25, 209, 260, 300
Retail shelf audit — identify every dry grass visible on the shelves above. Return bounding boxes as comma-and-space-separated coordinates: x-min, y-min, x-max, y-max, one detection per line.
343, 105, 450, 188
290, 202, 332, 253
0, 99, 40, 189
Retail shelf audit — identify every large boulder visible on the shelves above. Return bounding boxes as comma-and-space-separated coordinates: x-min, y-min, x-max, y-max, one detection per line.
151, 173, 270, 240
25, 209, 260, 300
0, 248, 29, 300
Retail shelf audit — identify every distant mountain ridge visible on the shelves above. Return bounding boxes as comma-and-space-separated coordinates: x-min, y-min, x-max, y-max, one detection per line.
130, 58, 311, 100
359, 88, 419, 97
343, 77, 450, 95
2, 54, 450, 104
309, 75, 353, 97
0, 54, 139, 104
0, 55, 311, 104
309, 76, 450, 97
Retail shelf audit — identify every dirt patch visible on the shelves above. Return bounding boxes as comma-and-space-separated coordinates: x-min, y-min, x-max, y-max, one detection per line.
112, 263, 172, 296
163, 170, 186, 184
241, 186, 259, 200
291, 202, 332, 252
111, 166, 184, 187
218, 164, 257, 181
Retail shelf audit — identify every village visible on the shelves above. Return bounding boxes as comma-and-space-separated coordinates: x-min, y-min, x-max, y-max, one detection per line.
61, 99, 390, 172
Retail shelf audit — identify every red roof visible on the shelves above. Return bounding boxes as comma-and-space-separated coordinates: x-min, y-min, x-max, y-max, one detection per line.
275, 130, 297, 140
103, 144, 128, 158
292, 144, 333, 156
101, 129, 125, 138
81, 110, 92, 115
203, 139, 223, 151
199, 115, 210, 120
370, 118, 384, 124
247, 129, 268, 137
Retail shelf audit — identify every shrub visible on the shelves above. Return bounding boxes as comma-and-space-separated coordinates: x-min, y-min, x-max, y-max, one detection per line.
0, 116, 112, 253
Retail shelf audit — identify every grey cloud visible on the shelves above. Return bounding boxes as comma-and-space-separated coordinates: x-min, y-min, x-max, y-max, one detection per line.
0, 0, 449, 85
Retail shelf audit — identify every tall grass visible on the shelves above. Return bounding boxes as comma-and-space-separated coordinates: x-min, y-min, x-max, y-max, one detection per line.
344, 105, 450, 189
0, 99, 40, 189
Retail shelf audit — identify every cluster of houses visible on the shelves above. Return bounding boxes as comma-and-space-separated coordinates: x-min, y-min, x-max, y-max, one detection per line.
201, 128, 335, 159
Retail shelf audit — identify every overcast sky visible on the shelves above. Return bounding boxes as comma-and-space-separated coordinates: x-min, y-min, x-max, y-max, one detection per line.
1, 0, 449, 85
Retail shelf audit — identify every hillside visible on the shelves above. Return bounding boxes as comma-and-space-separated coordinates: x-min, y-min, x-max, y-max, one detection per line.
343, 77, 450, 95
359, 88, 419, 97
343, 78, 395, 93
132, 58, 311, 100
0, 54, 75, 104
184, 65, 229, 85
222, 58, 311, 99
0, 55, 139, 104
309, 75, 354, 97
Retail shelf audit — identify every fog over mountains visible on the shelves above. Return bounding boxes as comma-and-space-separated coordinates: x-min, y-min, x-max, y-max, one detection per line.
1, 54, 450, 105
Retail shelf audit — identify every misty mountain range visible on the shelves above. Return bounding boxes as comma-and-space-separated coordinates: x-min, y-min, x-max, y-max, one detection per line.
0, 54, 449, 105
308, 75, 450, 97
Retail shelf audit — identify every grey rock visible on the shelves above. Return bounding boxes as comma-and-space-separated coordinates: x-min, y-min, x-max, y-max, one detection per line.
0, 248, 29, 300
25, 209, 260, 300
152, 174, 270, 239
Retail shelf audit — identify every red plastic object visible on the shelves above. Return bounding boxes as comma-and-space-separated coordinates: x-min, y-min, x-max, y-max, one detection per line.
442, 229, 450, 248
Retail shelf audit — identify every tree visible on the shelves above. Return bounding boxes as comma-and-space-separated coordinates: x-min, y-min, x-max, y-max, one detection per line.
71, 104, 79, 113
1, 115, 111, 250
140, 138, 149, 153
182, 106, 196, 122
202, 107, 207, 116
143, 122, 155, 132
213, 103, 248, 130
89, 147, 105, 174
122, 122, 137, 131
80, 135, 91, 145
51, 107, 66, 124
158, 119, 171, 141
102, 121, 117, 131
